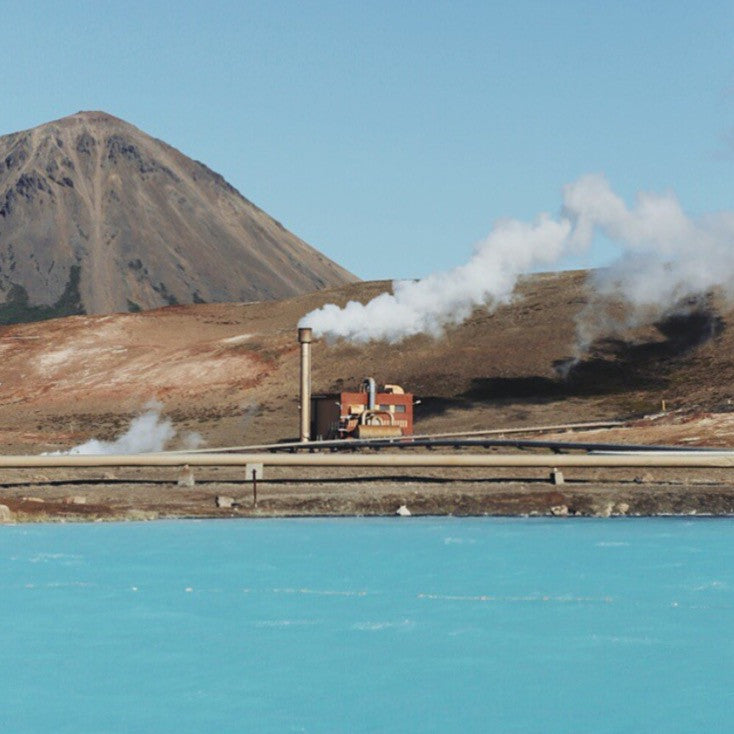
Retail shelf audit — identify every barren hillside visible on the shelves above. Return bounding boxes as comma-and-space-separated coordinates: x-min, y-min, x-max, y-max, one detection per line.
0, 269, 732, 453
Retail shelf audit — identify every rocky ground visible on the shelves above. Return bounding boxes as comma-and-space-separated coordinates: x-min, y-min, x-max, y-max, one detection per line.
1, 447, 734, 523
2, 270, 734, 522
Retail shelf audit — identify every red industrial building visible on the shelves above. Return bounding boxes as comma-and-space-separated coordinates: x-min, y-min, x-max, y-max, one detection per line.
311, 378, 414, 440
297, 327, 414, 441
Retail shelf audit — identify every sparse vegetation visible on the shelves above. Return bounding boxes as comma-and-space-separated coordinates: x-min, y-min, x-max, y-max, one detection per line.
0, 265, 84, 325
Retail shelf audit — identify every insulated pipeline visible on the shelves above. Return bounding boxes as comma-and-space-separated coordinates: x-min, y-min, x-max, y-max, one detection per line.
1, 452, 734, 468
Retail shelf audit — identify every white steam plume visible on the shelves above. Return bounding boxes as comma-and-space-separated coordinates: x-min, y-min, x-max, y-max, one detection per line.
565, 175, 734, 354
301, 174, 734, 350
51, 402, 202, 455
301, 216, 573, 343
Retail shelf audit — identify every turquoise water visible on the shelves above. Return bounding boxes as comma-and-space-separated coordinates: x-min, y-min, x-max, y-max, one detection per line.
1, 517, 732, 733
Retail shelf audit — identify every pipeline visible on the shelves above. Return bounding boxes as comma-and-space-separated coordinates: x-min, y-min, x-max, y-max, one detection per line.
2, 452, 734, 468
162, 420, 628, 455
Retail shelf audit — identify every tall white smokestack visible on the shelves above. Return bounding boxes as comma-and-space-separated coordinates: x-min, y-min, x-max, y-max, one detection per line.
298, 327, 313, 442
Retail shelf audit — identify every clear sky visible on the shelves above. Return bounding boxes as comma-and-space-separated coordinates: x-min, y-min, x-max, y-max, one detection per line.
2, 1, 732, 280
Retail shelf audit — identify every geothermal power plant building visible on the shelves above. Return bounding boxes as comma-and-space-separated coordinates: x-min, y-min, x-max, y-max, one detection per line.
311, 381, 414, 440
298, 327, 413, 441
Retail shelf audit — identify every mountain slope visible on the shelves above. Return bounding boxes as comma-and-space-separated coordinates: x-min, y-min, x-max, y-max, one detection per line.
0, 111, 356, 322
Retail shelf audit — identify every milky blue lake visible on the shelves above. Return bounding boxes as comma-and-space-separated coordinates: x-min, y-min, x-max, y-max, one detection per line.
1, 517, 732, 732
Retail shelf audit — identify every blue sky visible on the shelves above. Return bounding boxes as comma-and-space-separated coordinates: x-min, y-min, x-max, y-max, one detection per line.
2, 1, 732, 280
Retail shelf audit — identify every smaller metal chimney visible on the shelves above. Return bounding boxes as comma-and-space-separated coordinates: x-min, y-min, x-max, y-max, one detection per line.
298, 327, 313, 442
362, 377, 377, 410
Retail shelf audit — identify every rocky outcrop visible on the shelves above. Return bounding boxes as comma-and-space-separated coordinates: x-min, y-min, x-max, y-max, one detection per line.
0, 504, 15, 523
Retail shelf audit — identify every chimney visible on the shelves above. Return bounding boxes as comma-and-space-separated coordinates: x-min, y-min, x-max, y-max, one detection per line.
298, 327, 313, 442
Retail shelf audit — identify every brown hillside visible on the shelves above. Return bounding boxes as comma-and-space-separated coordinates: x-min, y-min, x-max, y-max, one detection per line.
0, 269, 733, 454
0, 111, 356, 323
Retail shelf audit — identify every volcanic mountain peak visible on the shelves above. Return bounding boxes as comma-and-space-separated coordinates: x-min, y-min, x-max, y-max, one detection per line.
0, 111, 356, 324
49, 110, 126, 126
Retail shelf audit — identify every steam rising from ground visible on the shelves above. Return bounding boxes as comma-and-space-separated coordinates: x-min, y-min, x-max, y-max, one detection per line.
301, 175, 734, 352
567, 176, 734, 354
58, 403, 202, 455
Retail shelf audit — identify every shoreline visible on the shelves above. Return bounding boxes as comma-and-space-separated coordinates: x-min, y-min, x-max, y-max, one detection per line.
2, 472, 734, 523
2, 514, 731, 525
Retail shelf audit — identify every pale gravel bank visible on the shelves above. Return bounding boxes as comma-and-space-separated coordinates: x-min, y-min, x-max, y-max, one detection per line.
0, 465, 732, 523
